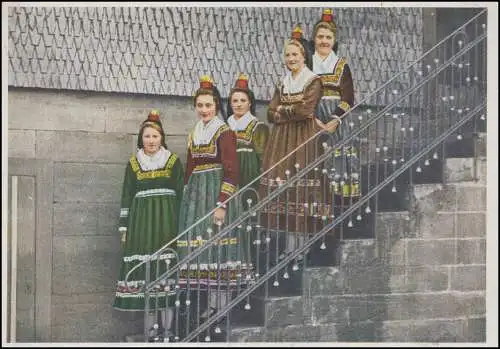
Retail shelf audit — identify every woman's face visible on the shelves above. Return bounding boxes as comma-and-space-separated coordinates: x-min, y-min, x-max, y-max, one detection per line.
285, 43, 305, 73
195, 94, 217, 123
230, 91, 251, 118
314, 27, 335, 57
142, 126, 162, 155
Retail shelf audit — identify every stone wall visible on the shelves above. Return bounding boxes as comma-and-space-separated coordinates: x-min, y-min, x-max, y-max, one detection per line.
7, 87, 272, 342
231, 154, 487, 342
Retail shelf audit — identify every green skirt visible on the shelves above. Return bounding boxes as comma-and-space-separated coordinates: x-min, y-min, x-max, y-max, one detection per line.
177, 167, 253, 290
237, 148, 261, 211
113, 189, 179, 311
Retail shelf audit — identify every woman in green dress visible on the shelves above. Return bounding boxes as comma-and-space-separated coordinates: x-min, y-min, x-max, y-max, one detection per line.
177, 75, 250, 320
226, 73, 269, 211
113, 110, 184, 339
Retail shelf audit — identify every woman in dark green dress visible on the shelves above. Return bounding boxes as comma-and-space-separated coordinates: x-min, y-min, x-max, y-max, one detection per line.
113, 110, 184, 339
226, 73, 269, 210
177, 76, 251, 320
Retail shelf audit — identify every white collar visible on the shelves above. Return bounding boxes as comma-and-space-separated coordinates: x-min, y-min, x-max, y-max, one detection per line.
192, 116, 226, 145
282, 66, 317, 94
313, 51, 340, 75
136, 146, 171, 171
227, 111, 257, 131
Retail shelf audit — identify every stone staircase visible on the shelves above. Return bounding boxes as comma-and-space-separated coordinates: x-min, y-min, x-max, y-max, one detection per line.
228, 134, 487, 343
122, 133, 487, 343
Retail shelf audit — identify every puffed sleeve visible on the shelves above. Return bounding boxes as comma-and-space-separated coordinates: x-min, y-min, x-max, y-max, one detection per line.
118, 160, 136, 234
272, 77, 323, 124
252, 122, 270, 156
184, 135, 195, 185
218, 129, 240, 204
171, 156, 185, 210
333, 63, 355, 119
267, 86, 281, 124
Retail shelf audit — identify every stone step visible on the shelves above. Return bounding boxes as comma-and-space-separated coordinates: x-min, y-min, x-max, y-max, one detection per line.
444, 156, 486, 184
307, 292, 484, 328
230, 316, 486, 342
230, 323, 340, 342
412, 182, 486, 213
382, 317, 485, 342
229, 325, 266, 342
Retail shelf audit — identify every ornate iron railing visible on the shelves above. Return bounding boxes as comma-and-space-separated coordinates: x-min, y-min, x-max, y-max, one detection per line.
126, 9, 487, 342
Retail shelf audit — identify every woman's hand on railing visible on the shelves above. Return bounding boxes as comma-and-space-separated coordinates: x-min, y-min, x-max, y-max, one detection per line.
315, 118, 326, 130
324, 118, 341, 133
315, 118, 340, 133
213, 207, 226, 226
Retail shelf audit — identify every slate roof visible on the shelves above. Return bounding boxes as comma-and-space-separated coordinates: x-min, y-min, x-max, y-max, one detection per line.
7, 6, 423, 102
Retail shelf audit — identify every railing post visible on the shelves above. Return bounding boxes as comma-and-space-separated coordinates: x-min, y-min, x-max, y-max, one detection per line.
423, 8, 438, 125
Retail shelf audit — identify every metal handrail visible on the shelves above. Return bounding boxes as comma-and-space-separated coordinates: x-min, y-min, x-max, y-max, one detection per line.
124, 9, 487, 286
183, 101, 486, 342
141, 30, 487, 293
194, 102, 488, 340
134, 10, 487, 343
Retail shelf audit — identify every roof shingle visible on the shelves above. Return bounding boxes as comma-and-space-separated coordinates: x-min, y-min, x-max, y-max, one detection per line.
8, 6, 423, 102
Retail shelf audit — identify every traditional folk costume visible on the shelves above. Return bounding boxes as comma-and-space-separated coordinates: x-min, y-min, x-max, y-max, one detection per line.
177, 76, 252, 315
259, 26, 328, 243
113, 110, 183, 338
312, 9, 360, 203
227, 74, 269, 209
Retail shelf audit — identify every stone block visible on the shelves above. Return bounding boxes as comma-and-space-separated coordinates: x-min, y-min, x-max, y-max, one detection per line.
406, 318, 466, 342
102, 94, 196, 135
389, 265, 449, 293
443, 156, 485, 185
52, 236, 121, 295
415, 212, 455, 239
456, 185, 486, 211
342, 260, 393, 294
229, 326, 265, 342
8, 89, 106, 132
264, 296, 304, 328
449, 265, 486, 291
464, 317, 486, 342
476, 157, 486, 184
388, 239, 406, 265
444, 157, 475, 183
302, 267, 343, 297
53, 203, 98, 236
382, 318, 467, 342
456, 238, 486, 264
375, 212, 414, 241
36, 131, 133, 163
338, 239, 377, 266
311, 295, 380, 325
266, 324, 321, 342
53, 163, 124, 203
412, 184, 457, 212
381, 320, 412, 342
8, 129, 36, 158
53, 203, 120, 236
318, 324, 338, 342
456, 212, 486, 238
399, 292, 485, 321
51, 294, 143, 342
406, 239, 456, 266
475, 133, 487, 157
375, 212, 416, 263
334, 320, 379, 342
97, 204, 121, 235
